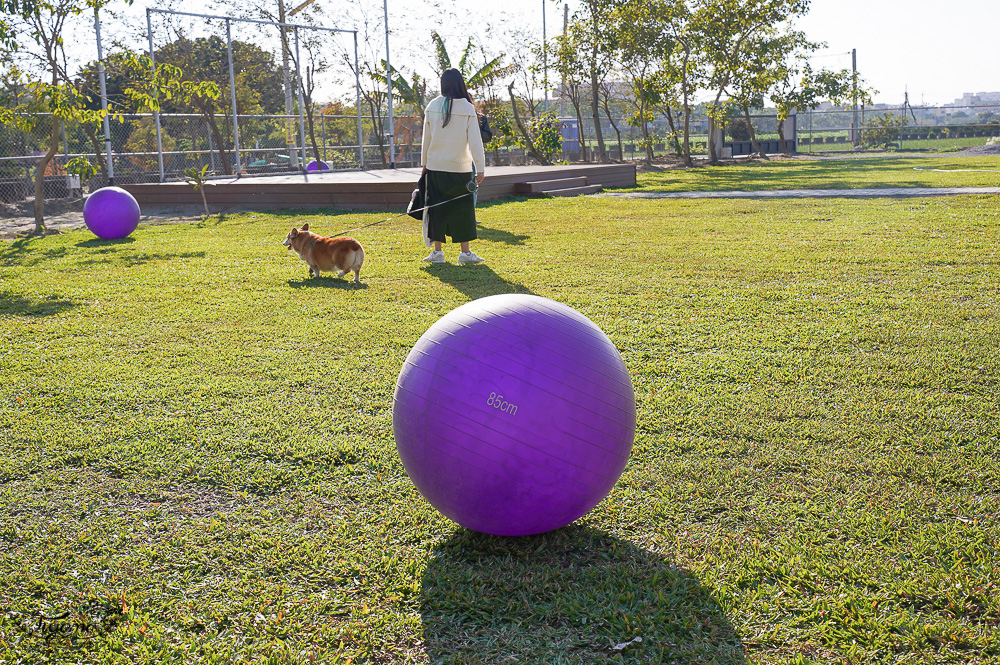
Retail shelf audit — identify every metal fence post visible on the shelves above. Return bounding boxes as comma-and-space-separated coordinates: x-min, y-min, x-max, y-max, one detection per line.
293, 26, 309, 177
147, 9, 165, 182
226, 19, 243, 177
94, 7, 115, 185
354, 30, 364, 170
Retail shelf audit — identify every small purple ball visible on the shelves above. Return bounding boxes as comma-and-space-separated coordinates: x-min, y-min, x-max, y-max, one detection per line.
393, 294, 636, 536
306, 160, 330, 171
83, 187, 140, 240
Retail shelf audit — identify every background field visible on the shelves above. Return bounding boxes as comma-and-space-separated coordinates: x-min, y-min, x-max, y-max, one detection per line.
1, 191, 999, 663
628, 156, 1000, 192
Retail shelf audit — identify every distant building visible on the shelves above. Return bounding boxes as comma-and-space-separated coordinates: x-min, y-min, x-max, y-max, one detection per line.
952, 92, 1000, 107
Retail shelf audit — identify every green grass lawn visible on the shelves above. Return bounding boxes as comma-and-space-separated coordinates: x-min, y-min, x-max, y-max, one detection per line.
628, 156, 1000, 192
802, 137, 992, 154
2, 194, 999, 663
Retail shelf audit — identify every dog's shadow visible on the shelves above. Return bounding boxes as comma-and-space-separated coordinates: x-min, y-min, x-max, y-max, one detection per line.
287, 276, 368, 290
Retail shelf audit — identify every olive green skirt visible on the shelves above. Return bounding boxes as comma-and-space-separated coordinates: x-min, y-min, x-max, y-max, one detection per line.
425, 169, 476, 244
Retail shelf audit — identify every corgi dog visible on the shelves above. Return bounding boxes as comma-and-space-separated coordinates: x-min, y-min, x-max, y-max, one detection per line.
283, 223, 364, 283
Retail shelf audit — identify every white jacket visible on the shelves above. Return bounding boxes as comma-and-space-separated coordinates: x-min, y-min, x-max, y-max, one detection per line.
421, 96, 486, 174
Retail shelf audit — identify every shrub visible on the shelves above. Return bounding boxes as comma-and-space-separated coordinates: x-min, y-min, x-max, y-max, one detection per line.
860, 113, 905, 150
727, 118, 751, 141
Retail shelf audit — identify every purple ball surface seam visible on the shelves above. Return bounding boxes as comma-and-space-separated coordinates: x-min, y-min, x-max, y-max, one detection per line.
400, 342, 635, 429
394, 386, 626, 490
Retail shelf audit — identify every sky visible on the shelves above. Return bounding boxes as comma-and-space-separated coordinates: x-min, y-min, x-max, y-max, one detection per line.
454, 0, 1000, 107
57, 0, 1000, 109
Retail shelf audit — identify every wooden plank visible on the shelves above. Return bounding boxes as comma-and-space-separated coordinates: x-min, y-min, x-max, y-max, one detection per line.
121, 163, 636, 211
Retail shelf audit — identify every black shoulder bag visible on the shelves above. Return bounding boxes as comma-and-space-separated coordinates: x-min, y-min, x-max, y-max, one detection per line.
479, 113, 494, 144
407, 171, 427, 220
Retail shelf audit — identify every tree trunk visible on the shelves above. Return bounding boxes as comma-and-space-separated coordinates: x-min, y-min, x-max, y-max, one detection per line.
777, 118, 789, 156
200, 108, 232, 176
707, 90, 727, 165
664, 106, 681, 156
508, 84, 551, 166
83, 123, 108, 186
32, 117, 61, 234
570, 95, 587, 162
588, 3, 608, 163
639, 99, 652, 166
601, 96, 623, 162
681, 47, 692, 166
365, 94, 387, 167
590, 77, 608, 163
743, 104, 767, 160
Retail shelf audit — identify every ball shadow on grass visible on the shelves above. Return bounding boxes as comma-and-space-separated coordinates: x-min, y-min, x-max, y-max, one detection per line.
420, 525, 746, 664
75, 237, 137, 248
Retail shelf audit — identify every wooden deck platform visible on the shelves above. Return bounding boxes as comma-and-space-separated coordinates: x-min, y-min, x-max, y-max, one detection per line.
120, 163, 636, 211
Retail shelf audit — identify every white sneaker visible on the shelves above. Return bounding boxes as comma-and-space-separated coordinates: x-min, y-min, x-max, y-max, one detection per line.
458, 251, 484, 264
422, 250, 445, 263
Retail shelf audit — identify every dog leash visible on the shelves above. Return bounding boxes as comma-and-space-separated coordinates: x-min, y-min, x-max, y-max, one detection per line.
328, 185, 477, 239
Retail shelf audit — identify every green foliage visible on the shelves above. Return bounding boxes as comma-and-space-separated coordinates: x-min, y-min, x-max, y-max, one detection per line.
861, 112, 906, 150
484, 104, 518, 151
527, 111, 563, 160
727, 117, 751, 141
65, 155, 98, 181
182, 164, 211, 216
428, 31, 514, 94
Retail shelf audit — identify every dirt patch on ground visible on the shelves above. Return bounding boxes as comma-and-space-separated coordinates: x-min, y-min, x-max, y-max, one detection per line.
961, 141, 1000, 156
1, 197, 206, 239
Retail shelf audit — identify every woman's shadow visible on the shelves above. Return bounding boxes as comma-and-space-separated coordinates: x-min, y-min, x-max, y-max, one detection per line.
421, 263, 534, 300
420, 525, 746, 663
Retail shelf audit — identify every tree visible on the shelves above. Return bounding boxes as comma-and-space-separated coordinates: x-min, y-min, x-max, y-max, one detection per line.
728, 28, 812, 159
860, 112, 906, 150
574, 0, 615, 163
770, 63, 867, 155
612, 0, 674, 165
429, 31, 513, 96
0, 0, 40, 51
287, 30, 333, 165
552, 24, 591, 161
154, 35, 282, 175
664, 0, 700, 166
507, 82, 561, 166
0, 0, 130, 234
693, 0, 810, 164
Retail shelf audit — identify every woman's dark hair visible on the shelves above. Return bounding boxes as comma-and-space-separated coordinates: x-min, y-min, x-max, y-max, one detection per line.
440, 68, 471, 127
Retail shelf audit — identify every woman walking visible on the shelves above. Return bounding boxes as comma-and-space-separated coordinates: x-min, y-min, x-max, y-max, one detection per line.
420, 68, 486, 264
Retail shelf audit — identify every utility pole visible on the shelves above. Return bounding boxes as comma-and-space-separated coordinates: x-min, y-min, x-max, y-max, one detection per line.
851, 48, 858, 147
542, 0, 548, 112
561, 4, 568, 117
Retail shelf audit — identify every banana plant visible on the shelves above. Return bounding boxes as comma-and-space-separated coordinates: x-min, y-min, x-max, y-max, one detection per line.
430, 31, 517, 93
378, 61, 428, 118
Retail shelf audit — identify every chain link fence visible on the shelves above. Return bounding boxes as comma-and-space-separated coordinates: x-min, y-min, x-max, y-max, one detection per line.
3, 103, 999, 205
799, 103, 1000, 151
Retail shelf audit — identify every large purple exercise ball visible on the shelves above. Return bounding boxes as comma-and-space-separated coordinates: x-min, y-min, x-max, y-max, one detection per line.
393, 294, 636, 536
83, 187, 140, 239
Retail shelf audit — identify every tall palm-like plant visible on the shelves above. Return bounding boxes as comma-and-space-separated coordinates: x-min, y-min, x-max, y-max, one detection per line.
380, 61, 428, 119
430, 31, 516, 95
